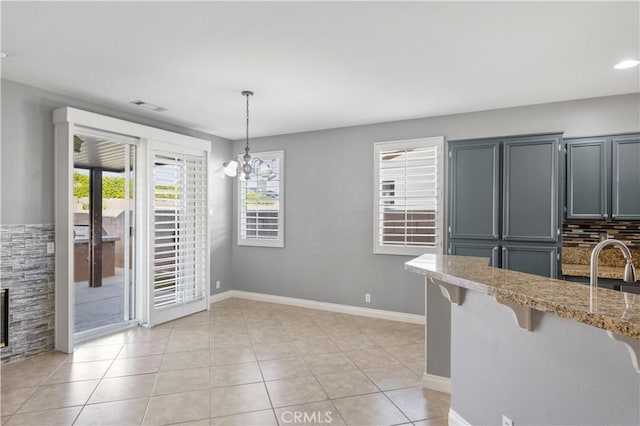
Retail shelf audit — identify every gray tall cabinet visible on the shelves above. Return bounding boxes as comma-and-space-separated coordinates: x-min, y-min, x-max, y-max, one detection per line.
448, 134, 562, 278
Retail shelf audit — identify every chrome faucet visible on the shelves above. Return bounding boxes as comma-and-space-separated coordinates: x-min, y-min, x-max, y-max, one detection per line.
589, 238, 637, 310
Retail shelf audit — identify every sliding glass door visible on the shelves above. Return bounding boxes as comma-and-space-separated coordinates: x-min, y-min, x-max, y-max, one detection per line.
72, 129, 137, 338
148, 145, 209, 326
54, 108, 213, 352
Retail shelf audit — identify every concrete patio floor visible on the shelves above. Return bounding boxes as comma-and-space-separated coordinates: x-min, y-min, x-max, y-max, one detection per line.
74, 268, 127, 333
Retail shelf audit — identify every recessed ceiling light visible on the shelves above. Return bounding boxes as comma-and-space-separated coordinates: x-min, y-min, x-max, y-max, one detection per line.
614, 59, 640, 70
129, 100, 168, 112
0, 52, 7, 58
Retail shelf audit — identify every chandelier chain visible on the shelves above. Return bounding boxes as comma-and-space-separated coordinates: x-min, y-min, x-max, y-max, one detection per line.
245, 92, 250, 151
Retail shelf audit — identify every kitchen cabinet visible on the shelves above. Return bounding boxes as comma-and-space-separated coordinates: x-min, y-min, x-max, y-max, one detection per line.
448, 140, 500, 240
449, 241, 499, 267
503, 135, 560, 242
448, 134, 562, 278
565, 133, 640, 221
501, 244, 559, 278
612, 134, 640, 220
566, 138, 608, 219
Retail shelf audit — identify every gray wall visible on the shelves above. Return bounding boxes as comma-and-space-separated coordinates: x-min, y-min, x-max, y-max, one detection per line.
2, 78, 639, 313
452, 290, 640, 425
425, 280, 450, 378
232, 93, 640, 315
0, 79, 234, 294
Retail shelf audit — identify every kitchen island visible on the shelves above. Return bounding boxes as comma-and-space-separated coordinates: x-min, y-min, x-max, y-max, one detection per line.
406, 254, 640, 425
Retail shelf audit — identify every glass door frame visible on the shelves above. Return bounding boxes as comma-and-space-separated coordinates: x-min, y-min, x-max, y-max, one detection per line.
71, 133, 138, 342
54, 107, 212, 353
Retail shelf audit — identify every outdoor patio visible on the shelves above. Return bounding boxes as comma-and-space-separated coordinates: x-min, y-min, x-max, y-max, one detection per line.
74, 268, 125, 333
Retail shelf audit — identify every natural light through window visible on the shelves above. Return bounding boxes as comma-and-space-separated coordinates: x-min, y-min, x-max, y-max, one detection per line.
373, 137, 444, 255
238, 150, 285, 247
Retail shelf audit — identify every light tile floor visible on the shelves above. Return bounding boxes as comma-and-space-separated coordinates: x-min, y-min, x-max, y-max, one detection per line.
1, 298, 450, 425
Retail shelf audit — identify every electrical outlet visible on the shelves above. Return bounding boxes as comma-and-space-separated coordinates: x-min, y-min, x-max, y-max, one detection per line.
215, 280, 221, 289
365, 293, 371, 303
46, 242, 55, 255
502, 415, 514, 426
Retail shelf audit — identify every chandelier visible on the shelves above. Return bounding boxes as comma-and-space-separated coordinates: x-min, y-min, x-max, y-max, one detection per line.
223, 90, 254, 179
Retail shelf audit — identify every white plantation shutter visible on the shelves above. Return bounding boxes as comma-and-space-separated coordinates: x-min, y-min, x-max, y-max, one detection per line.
152, 150, 207, 308
374, 137, 444, 255
238, 151, 285, 248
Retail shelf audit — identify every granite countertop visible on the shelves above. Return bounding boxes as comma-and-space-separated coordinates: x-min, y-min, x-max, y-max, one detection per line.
561, 263, 627, 279
562, 246, 640, 279
405, 254, 640, 340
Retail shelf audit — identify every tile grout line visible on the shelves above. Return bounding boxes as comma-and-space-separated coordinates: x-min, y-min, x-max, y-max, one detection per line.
244, 309, 278, 423
326, 331, 413, 424
311, 311, 422, 422
4, 299, 433, 425
140, 321, 174, 425
211, 303, 421, 424
245, 307, 419, 423
72, 341, 127, 425
6, 352, 73, 418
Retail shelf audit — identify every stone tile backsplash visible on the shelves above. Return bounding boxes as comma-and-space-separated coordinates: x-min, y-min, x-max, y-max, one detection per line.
563, 221, 640, 248
0, 224, 55, 363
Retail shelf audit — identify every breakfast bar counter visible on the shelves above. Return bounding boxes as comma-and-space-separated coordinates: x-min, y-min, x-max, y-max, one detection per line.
405, 254, 640, 339
405, 254, 640, 425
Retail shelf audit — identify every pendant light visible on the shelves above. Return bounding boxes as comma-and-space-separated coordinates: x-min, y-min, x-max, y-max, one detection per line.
223, 90, 254, 179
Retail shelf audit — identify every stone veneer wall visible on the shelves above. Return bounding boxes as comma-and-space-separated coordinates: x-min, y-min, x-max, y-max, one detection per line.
562, 221, 640, 248
0, 224, 55, 363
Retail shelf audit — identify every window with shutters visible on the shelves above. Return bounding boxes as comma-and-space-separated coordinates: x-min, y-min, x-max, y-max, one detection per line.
238, 150, 285, 247
373, 137, 445, 255
152, 150, 208, 308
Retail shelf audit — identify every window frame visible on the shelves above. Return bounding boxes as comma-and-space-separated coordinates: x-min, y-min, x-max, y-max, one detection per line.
373, 137, 445, 256
237, 150, 285, 248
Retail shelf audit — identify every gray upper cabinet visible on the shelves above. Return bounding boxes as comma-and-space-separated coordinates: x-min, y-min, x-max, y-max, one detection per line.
566, 138, 608, 220
564, 133, 640, 222
501, 244, 558, 278
449, 141, 500, 240
612, 134, 640, 220
502, 135, 560, 242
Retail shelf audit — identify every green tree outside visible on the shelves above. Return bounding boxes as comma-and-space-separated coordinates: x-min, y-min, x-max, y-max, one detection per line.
73, 171, 133, 199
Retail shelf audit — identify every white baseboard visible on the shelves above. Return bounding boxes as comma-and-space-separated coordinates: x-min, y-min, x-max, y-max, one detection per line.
448, 408, 471, 426
209, 290, 234, 304
213, 290, 425, 324
422, 373, 451, 393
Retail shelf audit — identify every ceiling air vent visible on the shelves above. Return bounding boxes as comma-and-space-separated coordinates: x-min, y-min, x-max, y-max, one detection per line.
129, 100, 168, 112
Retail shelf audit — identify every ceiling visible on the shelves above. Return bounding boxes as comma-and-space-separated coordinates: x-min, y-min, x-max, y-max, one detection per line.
2, 2, 639, 140
74, 134, 128, 172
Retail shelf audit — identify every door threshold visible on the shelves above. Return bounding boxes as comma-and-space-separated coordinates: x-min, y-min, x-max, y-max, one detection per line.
74, 320, 140, 345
